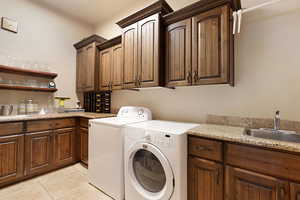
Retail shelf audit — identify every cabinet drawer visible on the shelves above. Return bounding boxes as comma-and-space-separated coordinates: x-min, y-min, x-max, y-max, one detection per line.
0, 122, 23, 136
52, 118, 76, 129
226, 143, 300, 182
27, 120, 53, 132
189, 137, 223, 162
79, 118, 89, 128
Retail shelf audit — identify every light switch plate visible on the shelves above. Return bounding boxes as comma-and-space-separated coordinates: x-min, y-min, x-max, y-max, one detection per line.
1, 17, 18, 33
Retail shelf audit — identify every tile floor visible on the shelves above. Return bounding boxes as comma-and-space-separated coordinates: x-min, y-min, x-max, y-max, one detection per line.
0, 164, 113, 200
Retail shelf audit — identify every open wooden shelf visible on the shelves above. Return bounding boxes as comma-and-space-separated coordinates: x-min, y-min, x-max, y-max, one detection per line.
0, 84, 57, 92
0, 65, 58, 79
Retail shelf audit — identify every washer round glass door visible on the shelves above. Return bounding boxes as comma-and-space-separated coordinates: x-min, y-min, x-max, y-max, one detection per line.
128, 142, 174, 200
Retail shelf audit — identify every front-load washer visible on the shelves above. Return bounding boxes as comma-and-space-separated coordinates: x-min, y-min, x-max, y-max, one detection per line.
88, 106, 152, 200
124, 120, 199, 200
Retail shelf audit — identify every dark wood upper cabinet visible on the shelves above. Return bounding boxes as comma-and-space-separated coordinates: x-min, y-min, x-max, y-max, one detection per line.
53, 128, 76, 167
74, 35, 106, 92
25, 131, 53, 176
188, 156, 223, 200
118, 0, 173, 89
226, 166, 289, 200
192, 5, 232, 85
291, 183, 300, 200
0, 134, 24, 184
98, 36, 123, 91
122, 23, 139, 89
166, 18, 192, 87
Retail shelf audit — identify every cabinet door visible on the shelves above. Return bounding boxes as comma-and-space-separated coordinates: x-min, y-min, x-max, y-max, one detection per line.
166, 18, 192, 87
111, 44, 123, 90
192, 5, 230, 85
0, 134, 24, 184
25, 131, 53, 176
122, 23, 138, 89
226, 166, 289, 200
99, 48, 112, 91
291, 183, 300, 200
79, 128, 88, 165
138, 14, 160, 87
188, 156, 223, 200
85, 43, 97, 91
53, 128, 76, 166
76, 48, 87, 92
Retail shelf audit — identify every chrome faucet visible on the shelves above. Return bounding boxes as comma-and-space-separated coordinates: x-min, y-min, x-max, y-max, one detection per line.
274, 110, 280, 131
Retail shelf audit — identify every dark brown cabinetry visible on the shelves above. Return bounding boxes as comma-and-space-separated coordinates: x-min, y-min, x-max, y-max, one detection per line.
290, 183, 300, 200
226, 166, 289, 200
188, 156, 223, 200
118, 1, 173, 89
0, 134, 24, 184
79, 128, 88, 165
25, 131, 53, 176
98, 36, 123, 91
54, 128, 76, 167
165, 19, 192, 87
74, 35, 106, 92
165, 4, 233, 87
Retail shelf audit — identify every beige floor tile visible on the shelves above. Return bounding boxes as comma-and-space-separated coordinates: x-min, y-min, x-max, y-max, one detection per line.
73, 163, 88, 175
0, 182, 52, 200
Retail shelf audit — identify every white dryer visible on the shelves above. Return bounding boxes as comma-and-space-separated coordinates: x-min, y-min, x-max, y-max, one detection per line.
88, 106, 152, 200
124, 120, 199, 200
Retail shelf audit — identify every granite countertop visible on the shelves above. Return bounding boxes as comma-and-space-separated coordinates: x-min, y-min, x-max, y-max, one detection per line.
187, 124, 300, 153
0, 112, 116, 122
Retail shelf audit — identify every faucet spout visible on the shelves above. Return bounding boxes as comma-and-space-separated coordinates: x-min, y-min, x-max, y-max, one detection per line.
274, 110, 280, 131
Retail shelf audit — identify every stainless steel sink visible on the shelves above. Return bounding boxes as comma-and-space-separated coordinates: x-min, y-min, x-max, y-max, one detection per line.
243, 128, 300, 143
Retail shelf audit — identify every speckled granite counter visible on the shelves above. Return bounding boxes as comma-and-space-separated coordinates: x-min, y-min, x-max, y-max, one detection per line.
187, 124, 300, 153
0, 112, 116, 123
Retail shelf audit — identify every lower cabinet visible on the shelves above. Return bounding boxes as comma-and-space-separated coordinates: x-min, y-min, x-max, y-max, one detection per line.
188, 156, 223, 200
226, 166, 289, 200
25, 131, 53, 176
54, 128, 76, 167
0, 134, 24, 184
290, 183, 300, 200
79, 127, 89, 165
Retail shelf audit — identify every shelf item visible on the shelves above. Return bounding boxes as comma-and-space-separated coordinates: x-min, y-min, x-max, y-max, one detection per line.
0, 84, 57, 92
84, 91, 111, 113
0, 65, 57, 79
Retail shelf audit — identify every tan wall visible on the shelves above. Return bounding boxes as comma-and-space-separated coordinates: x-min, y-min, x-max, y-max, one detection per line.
0, 0, 93, 108
95, 0, 300, 122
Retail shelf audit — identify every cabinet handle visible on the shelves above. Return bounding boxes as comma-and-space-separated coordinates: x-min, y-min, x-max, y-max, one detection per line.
279, 186, 285, 200
193, 71, 198, 83
187, 71, 192, 83
194, 145, 211, 152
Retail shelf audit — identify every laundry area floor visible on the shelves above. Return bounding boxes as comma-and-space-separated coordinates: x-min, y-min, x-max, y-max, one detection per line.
0, 164, 113, 200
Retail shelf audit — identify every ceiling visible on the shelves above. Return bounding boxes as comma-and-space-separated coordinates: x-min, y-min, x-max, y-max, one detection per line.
27, 0, 300, 27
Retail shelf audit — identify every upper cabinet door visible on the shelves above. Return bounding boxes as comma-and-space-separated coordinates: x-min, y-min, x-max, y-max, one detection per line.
122, 23, 138, 89
85, 43, 97, 91
76, 48, 87, 92
138, 14, 160, 87
111, 44, 123, 90
99, 48, 112, 91
192, 5, 231, 85
166, 18, 192, 87
226, 166, 289, 200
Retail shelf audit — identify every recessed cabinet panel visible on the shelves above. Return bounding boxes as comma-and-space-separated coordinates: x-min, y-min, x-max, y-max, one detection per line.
85, 44, 97, 91
192, 5, 230, 85
166, 19, 192, 86
138, 14, 159, 87
111, 44, 123, 89
290, 183, 300, 200
100, 48, 112, 90
76, 48, 87, 92
0, 134, 24, 184
79, 128, 88, 165
122, 23, 138, 88
188, 157, 223, 200
25, 131, 53, 175
226, 166, 289, 200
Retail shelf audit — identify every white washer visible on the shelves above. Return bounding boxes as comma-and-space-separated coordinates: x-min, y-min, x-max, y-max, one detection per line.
124, 120, 199, 200
89, 106, 152, 200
